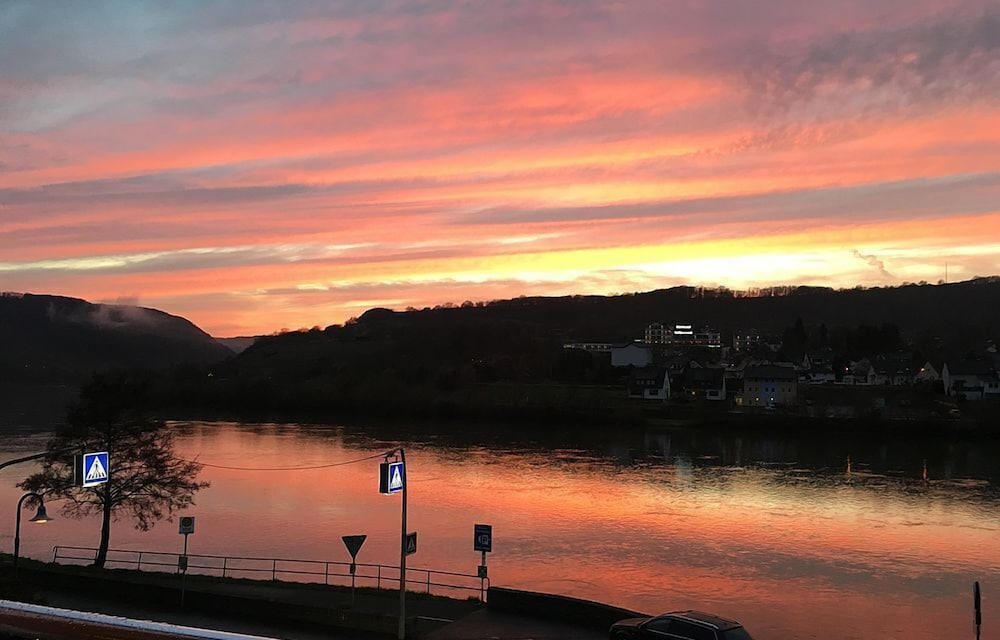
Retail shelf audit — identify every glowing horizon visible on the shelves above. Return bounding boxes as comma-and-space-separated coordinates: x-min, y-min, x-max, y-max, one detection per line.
2, 1, 998, 336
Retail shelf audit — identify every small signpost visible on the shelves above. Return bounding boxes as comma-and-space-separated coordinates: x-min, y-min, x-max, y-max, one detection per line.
474, 524, 492, 553
74, 452, 109, 488
342, 535, 367, 607
974, 581, 982, 640
178, 516, 195, 609
405, 532, 417, 556
379, 451, 408, 640
474, 524, 492, 601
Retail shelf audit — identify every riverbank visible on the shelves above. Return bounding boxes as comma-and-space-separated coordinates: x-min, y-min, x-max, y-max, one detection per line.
0, 558, 623, 640
146, 367, 1000, 436
8, 377, 996, 439
2, 555, 477, 638
159, 402, 1000, 441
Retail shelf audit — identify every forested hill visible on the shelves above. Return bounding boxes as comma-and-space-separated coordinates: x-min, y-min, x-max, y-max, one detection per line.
149, 278, 1000, 420
223, 278, 998, 381
259, 276, 1000, 349
0, 293, 232, 384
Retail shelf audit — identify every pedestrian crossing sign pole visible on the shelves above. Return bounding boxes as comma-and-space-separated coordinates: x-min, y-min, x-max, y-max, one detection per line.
74, 452, 110, 488
177, 516, 196, 609
379, 451, 408, 640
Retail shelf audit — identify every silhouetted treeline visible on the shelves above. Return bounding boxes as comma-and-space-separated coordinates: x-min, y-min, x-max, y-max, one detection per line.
147, 279, 1000, 422
781, 318, 904, 359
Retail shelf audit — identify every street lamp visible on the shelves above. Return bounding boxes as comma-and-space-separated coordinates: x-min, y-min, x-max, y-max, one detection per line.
14, 492, 52, 569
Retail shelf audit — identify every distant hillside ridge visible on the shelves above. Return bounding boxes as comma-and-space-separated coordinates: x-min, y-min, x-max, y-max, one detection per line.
149, 278, 1000, 421
329, 277, 1000, 344
233, 278, 1000, 377
0, 292, 232, 383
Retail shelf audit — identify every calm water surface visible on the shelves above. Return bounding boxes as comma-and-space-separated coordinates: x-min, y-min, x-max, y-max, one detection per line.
1, 421, 997, 640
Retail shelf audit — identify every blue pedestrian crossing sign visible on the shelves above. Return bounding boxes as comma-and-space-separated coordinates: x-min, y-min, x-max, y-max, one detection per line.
406, 532, 417, 556
379, 460, 405, 495
81, 451, 109, 488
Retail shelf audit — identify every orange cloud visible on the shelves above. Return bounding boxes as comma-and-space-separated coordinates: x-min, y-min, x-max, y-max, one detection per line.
1, 2, 997, 334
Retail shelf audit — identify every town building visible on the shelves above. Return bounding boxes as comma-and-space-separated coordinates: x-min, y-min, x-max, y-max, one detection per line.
732, 329, 761, 352
944, 360, 997, 400
611, 343, 653, 368
682, 367, 727, 401
627, 367, 671, 400
562, 342, 613, 353
915, 361, 943, 382
643, 322, 722, 348
873, 354, 918, 386
743, 365, 798, 407
843, 359, 877, 385
644, 323, 667, 344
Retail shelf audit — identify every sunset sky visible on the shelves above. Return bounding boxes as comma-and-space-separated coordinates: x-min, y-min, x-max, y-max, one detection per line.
2, 1, 998, 336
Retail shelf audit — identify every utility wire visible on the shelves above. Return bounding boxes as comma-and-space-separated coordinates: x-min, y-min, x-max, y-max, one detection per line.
180, 451, 390, 472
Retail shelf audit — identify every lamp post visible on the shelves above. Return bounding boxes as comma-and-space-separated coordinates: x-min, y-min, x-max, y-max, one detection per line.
14, 492, 51, 570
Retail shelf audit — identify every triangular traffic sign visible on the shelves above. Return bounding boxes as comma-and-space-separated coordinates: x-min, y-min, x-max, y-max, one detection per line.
342, 534, 367, 558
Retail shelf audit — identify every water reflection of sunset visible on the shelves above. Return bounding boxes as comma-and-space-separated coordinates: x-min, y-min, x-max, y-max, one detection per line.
1, 423, 996, 640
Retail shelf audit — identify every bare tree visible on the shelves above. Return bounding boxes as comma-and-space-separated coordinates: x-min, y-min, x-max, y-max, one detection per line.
19, 372, 208, 568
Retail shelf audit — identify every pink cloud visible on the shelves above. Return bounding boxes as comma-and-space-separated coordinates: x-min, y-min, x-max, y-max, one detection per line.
1, 1, 997, 334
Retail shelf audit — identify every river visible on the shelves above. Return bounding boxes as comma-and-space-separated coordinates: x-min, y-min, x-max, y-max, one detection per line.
1, 420, 997, 640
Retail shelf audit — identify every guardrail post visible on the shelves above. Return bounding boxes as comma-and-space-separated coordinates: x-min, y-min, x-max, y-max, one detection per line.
222, 557, 227, 577
272, 559, 277, 581
52, 547, 58, 563
377, 565, 381, 589
426, 571, 431, 593
325, 562, 329, 585
137, 552, 143, 571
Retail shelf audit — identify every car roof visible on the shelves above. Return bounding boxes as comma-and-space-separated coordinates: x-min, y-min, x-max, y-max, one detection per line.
661, 611, 742, 631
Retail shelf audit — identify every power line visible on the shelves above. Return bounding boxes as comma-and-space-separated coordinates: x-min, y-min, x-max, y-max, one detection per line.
180, 451, 389, 472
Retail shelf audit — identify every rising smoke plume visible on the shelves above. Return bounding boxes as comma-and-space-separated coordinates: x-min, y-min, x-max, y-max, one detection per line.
852, 250, 895, 279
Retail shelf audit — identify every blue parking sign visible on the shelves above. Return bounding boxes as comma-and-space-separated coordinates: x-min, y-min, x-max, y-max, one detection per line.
474, 524, 492, 552
82, 451, 109, 487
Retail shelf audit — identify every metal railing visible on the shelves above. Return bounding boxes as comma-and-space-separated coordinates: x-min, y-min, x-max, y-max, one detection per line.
51, 546, 488, 600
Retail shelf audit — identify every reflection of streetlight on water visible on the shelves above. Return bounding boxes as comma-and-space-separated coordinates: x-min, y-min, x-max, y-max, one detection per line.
14, 492, 52, 570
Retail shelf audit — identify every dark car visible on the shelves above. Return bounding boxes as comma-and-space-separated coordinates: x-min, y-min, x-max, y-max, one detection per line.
609, 610, 754, 640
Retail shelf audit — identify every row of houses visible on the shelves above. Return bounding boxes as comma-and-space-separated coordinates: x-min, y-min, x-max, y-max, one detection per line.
628, 360, 799, 408
564, 326, 1000, 405
799, 353, 1000, 400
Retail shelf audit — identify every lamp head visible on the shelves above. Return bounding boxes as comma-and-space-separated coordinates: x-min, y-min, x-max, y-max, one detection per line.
29, 502, 51, 523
